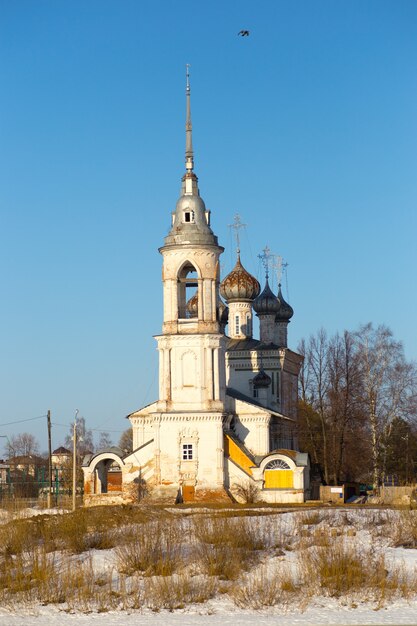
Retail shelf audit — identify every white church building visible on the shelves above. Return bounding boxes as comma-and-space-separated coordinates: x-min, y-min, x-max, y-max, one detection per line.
82, 72, 310, 505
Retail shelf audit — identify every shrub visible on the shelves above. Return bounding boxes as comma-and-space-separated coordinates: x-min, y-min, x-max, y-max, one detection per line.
194, 516, 264, 580
299, 511, 321, 526
145, 574, 216, 610
115, 520, 182, 576
297, 539, 415, 603
389, 510, 417, 548
231, 480, 260, 504
231, 565, 297, 608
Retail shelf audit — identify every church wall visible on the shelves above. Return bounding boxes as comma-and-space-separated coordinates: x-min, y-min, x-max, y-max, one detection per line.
280, 370, 299, 419
232, 414, 270, 456
156, 415, 225, 491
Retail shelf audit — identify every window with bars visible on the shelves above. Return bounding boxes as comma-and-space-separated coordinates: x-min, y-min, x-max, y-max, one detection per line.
235, 315, 240, 335
182, 443, 193, 460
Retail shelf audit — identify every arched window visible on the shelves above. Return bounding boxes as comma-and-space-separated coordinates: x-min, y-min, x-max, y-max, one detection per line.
264, 458, 293, 488
177, 262, 198, 319
265, 459, 291, 470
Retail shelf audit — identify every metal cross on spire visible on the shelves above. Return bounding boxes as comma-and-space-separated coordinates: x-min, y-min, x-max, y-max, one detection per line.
271, 254, 289, 286
228, 213, 246, 256
258, 245, 272, 278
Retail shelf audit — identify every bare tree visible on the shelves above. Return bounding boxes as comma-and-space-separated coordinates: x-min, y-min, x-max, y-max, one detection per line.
298, 338, 320, 466
6, 432, 40, 458
298, 323, 417, 488
327, 330, 364, 484
97, 431, 113, 450
355, 323, 417, 489
301, 329, 331, 484
118, 428, 133, 455
64, 416, 94, 458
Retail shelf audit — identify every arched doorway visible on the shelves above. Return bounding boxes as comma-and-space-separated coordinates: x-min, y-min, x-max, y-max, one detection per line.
84, 451, 125, 495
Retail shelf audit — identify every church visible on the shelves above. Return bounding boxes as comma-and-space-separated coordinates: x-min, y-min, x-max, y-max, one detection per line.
82, 71, 310, 504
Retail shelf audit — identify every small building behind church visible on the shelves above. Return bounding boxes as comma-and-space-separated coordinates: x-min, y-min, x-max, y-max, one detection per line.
83, 71, 310, 505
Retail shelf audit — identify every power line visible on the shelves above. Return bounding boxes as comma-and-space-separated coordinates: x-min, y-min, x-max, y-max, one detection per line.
51, 421, 124, 433
0, 415, 47, 427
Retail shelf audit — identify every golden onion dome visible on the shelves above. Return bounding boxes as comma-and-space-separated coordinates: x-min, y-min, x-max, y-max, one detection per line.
220, 255, 260, 303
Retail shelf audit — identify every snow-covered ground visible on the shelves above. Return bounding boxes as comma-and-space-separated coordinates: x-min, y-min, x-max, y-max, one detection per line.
1, 506, 417, 625
2, 600, 417, 626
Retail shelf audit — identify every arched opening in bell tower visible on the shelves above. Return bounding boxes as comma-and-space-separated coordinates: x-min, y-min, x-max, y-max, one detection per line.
177, 262, 199, 319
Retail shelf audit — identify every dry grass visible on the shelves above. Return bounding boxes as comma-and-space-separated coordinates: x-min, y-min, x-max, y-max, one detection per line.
193, 516, 265, 580
115, 519, 183, 576
388, 510, 417, 548
194, 515, 265, 550
1, 505, 417, 613
145, 574, 217, 610
297, 538, 417, 604
231, 564, 298, 608
299, 511, 322, 526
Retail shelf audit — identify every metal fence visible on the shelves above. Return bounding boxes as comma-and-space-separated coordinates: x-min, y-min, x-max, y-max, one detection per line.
0, 466, 83, 507
0, 495, 84, 512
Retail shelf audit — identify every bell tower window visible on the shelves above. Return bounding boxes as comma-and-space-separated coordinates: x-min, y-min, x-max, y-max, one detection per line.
183, 210, 195, 223
177, 262, 198, 319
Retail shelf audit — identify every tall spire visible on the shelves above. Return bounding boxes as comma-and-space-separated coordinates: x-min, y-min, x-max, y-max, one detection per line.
185, 64, 194, 173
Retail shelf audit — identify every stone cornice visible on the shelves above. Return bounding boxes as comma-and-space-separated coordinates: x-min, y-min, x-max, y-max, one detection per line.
152, 413, 227, 423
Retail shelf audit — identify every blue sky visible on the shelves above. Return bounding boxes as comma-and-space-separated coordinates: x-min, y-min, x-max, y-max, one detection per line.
1, 0, 416, 452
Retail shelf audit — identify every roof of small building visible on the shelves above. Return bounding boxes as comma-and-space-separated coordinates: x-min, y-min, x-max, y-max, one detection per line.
52, 446, 71, 455
6, 454, 47, 465
226, 337, 279, 351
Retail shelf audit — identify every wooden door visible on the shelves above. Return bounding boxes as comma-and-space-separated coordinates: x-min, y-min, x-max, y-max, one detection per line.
182, 485, 195, 502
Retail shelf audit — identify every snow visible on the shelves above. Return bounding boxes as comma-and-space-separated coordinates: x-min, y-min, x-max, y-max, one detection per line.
2, 507, 417, 625
3, 602, 417, 626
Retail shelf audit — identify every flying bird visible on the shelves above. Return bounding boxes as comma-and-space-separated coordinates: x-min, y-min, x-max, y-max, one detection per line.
238, 30, 250, 37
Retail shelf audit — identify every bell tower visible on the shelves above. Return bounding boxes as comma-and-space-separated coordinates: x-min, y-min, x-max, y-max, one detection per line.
155, 67, 227, 414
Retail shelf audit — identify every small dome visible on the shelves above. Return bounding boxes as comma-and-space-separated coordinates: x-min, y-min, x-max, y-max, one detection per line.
186, 292, 198, 318
276, 284, 294, 321
253, 369, 272, 388
164, 185, 219, 247
253, 278, 280, 315
220, 255, 260, 303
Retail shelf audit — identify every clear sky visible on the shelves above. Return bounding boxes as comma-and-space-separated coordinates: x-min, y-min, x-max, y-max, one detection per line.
1, 0, 416, 453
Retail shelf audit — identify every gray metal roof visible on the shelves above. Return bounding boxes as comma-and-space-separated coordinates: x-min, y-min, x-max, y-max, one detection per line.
226, 387, 295, 422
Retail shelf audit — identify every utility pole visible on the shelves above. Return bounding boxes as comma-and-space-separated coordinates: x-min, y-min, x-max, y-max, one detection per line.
72, 410, 78, 512
47, 410, 52, 508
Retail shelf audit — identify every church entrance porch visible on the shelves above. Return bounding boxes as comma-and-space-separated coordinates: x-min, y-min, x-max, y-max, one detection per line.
82, 448, 127, 497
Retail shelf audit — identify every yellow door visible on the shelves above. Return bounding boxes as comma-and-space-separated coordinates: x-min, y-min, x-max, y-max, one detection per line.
264, 469, 293, 489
